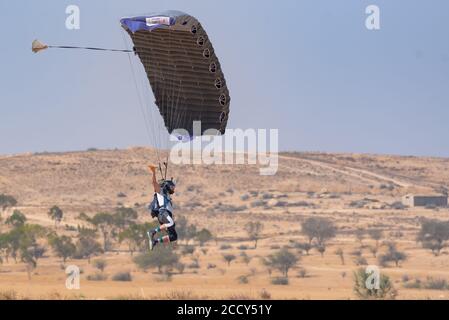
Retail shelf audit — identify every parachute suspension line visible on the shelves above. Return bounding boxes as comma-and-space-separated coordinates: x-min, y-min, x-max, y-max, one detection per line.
120, 31, 162, 167
47, 45, 133, 53
32, 40, 133, 54
149, 37, 174, 180
147, 47, 166, 174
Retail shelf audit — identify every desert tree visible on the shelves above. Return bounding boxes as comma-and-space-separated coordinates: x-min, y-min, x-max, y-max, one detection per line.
91, 212, 115, 251
75, 234, 103, 264
93, 259, 107, 273
368, 245, 378, 258
417, 218, 449, 256
48, 234, 76, 263
301, 217, 337, 256
223, 254, 236, 267
9, 224, 46, 279
175, 216, 188, 244
0, 233, 10, 263
185, 224, 198, 245
5, 210, 27, 228
368, 229, 384, 250
113, 207, 138, 233
0, 194, 17, 220
196, 228, 213, 247
240, 252, 252, 266
244, 221, 264, 249
378, 242, 407, 267
295, 242, 312, 255
119, 223, 155, 255
334, 248, 345, 265
353, 268, 397, 300
48, 206, 63, 228
265, 248, 299, 278
355, 228, 365, 246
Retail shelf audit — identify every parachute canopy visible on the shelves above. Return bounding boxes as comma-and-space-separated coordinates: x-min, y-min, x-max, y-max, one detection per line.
121, 10, 230, 137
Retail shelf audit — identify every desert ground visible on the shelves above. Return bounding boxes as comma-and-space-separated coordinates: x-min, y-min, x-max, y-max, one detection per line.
1, 148, 449, 300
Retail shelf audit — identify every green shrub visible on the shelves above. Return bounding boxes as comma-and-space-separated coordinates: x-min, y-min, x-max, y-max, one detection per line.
271, 277, 289, 285
87, 273, 108, 281
353, 268, 396, 300
237, 275, 249, 284
112, 272, 132, 282
423, 277, 449, 290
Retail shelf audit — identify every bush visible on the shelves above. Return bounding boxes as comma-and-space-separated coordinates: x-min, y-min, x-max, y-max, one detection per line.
297, 268, 307, 278
175, 262, 185, 274
250, 200, 267, 208
349, 200, 368, 208
93, 259, 107, 272
354, 256, 368, 266
223, 254, 236, 267
403, 279, 422, 289
87, 273, 108, 281
271, 277, 289, 285
353, 268, 396, 299
401, 274, 410, 283
274, 201, 289, 207
112, 272, 132, 282
390, 201, 406, 210
244, 221, 264, 249
181, 245, 195, 255
195, 228, 213, 246
295, 242, 312, 255
300, 217, 336, 248
220, 244, 232, 250
237, 275, 249, 284
188, 262, 200, 269
134, 246, 179, 273
423, 277, 449, 290
378, 243, 407, 267
264, 248, 299, 278
417, 218, 449, 256
240, 252, 252, 266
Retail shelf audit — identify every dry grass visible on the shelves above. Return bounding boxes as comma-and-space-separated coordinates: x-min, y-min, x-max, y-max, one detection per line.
1, 149, 449, 300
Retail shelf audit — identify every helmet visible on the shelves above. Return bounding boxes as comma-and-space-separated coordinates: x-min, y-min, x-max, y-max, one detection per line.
161, 179, 176, 195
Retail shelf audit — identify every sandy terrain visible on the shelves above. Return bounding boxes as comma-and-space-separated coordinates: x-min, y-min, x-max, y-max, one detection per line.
1, 148, 449, 300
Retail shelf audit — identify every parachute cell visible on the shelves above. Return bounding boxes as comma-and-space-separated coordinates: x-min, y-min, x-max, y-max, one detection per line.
121, 10, 230, 137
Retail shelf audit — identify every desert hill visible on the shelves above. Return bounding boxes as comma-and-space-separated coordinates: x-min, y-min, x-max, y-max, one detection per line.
1, 149, 449, 300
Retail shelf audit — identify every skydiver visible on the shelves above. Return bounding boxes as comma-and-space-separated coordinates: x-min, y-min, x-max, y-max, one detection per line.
146, 164, 178, 251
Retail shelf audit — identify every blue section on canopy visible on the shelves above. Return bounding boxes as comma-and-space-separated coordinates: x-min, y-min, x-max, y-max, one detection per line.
120, 10, 187, 33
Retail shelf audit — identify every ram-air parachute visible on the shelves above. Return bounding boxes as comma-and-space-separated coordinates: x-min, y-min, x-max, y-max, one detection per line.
121, 10, 230, 138
33, 10, 230, 178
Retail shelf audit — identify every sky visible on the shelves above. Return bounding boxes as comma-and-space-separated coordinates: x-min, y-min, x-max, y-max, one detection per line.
1, 0, 448, 157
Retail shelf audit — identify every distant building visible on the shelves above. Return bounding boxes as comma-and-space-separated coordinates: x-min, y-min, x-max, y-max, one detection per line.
402, 194, 448, 208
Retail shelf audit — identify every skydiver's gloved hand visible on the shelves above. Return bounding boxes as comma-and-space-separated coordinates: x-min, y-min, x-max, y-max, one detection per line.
148, 164, 157, 173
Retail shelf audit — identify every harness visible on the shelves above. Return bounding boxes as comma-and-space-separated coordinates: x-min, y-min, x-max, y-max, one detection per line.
149, 192, 173, 218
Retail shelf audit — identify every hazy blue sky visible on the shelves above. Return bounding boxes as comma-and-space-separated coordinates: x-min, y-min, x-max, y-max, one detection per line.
1, 0, 448, 156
